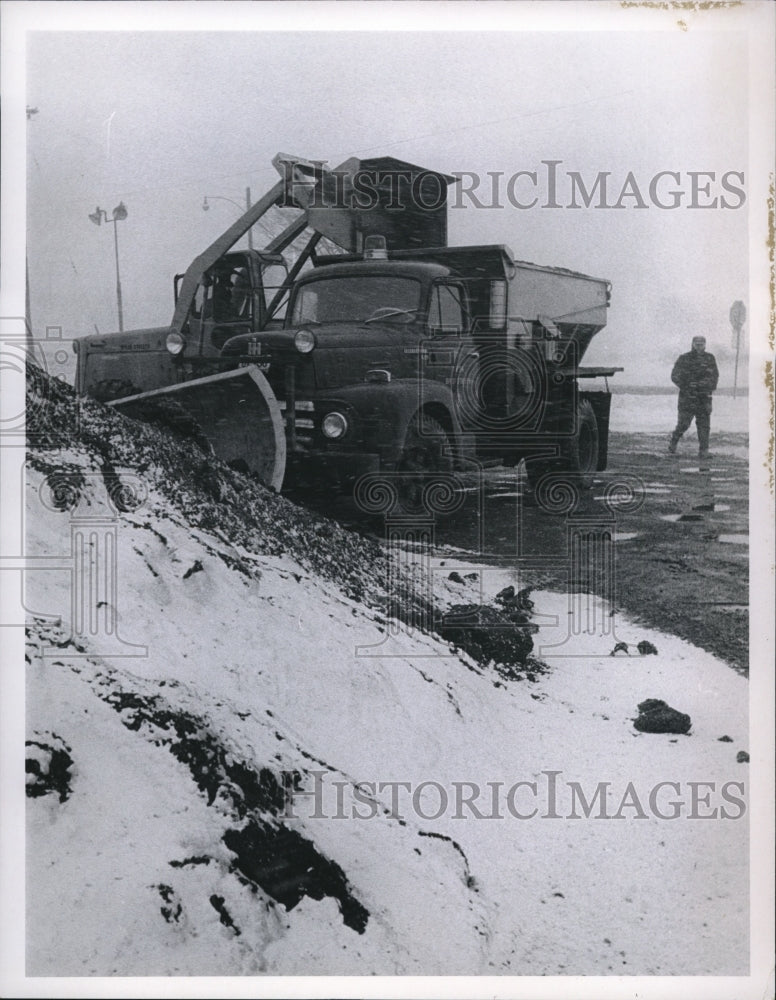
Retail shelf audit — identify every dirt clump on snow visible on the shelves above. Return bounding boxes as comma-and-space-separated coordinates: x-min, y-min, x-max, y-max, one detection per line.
437, 582, 546, 681
25, 732, 74, 802
633, 698, 692, 735
439, 601, 543, 681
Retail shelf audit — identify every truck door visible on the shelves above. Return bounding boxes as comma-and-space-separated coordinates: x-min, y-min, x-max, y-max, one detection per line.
423, 280, 474, 419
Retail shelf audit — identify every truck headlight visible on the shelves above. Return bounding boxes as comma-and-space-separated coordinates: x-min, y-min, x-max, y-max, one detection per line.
321, 411, 348, 439
166, 331, 186, 355
294, 328, 316, 354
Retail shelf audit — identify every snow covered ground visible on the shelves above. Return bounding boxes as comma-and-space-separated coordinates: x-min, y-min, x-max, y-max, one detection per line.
23, 456, 749, 978
0, 367, 759, 1000
610, 391, 749, 435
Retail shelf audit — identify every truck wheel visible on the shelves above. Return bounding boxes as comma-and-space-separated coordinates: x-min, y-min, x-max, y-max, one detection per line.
525, 399, 599, 491
571, 398, 599, 486
396, 412, 454, 515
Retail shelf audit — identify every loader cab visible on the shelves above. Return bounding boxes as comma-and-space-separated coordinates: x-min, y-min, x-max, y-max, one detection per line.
174, 251, 289, 355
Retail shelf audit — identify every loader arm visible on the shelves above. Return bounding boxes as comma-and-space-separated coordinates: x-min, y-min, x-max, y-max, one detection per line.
171, 180, 286, 335
258, 154, 363, 318
265, 231, 323, 320
171, 155, 359, 336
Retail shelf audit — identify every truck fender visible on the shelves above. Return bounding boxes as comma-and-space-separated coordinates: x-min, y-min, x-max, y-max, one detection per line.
325, 379, 463, 465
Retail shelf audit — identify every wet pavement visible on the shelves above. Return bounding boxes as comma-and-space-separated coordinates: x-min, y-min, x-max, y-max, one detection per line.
296, 431, 750, 672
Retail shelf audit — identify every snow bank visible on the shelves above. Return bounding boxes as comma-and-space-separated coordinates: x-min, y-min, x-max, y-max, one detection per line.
22, 370, 749, 978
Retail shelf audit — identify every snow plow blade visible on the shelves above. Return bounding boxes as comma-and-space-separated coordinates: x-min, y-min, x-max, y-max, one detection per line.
110, 367, 286, 492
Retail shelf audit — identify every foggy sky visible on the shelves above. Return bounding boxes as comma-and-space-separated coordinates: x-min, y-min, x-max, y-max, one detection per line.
20, 5, 753, 385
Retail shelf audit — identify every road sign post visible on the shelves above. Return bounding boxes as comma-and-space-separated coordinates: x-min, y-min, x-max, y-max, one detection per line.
729, 300, 746, 399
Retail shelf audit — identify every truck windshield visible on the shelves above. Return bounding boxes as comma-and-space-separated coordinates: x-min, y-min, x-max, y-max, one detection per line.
290, 276, 421, 325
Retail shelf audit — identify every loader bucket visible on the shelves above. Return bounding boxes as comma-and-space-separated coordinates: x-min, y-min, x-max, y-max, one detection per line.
110, 366, 286, 492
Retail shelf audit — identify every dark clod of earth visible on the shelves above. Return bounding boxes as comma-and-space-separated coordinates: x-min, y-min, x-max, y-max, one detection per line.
495, 585, 535, 612
447, 570, 483, 585
157, 884, 183, 924
611, 640, 658, 656
209, 894, 241, 935
25, 733, 74, 802
439, 599, 545, 681
736, 750, 749, 763
223, 824, 368, 933
718, 735, 733, 743
633, 699, 692, 735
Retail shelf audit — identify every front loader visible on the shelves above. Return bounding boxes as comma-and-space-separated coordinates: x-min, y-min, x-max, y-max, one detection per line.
75, 153, 456, 491
74, 153, 621, 503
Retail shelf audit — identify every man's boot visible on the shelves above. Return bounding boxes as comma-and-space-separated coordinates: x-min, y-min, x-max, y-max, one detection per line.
668, 435, 678, 454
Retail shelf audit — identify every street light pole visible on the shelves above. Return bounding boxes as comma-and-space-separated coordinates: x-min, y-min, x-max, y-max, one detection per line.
112, 215, 124, 333
89, 201, 128, 332
203, 190, 253, 249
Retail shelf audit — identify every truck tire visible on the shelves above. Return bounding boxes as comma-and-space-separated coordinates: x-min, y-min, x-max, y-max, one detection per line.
396, 412, 454, 515
570, 398, 599, 486
525, 398, 599, 491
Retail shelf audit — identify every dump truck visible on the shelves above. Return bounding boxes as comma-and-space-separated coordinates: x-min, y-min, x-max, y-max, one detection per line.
74, 153, 622, 509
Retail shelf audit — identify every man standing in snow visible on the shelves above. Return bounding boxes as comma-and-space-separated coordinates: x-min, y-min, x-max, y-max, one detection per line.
668, 336, 720, 458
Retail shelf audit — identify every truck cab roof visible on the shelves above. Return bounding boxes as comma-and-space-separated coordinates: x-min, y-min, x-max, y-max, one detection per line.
300, 259, 453, 282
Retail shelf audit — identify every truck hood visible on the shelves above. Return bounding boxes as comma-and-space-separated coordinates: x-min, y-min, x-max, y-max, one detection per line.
74, 326, 174, 397
221, 320, 415, 356
221, 322, 419, 393
75, 326, 173, 353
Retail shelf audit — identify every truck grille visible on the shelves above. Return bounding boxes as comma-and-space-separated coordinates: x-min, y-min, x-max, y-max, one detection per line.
278, 399, 315, 444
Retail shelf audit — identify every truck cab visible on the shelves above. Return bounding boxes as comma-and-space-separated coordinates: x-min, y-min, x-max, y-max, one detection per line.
219, 256, 477, 485
213, 242, 619, 492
